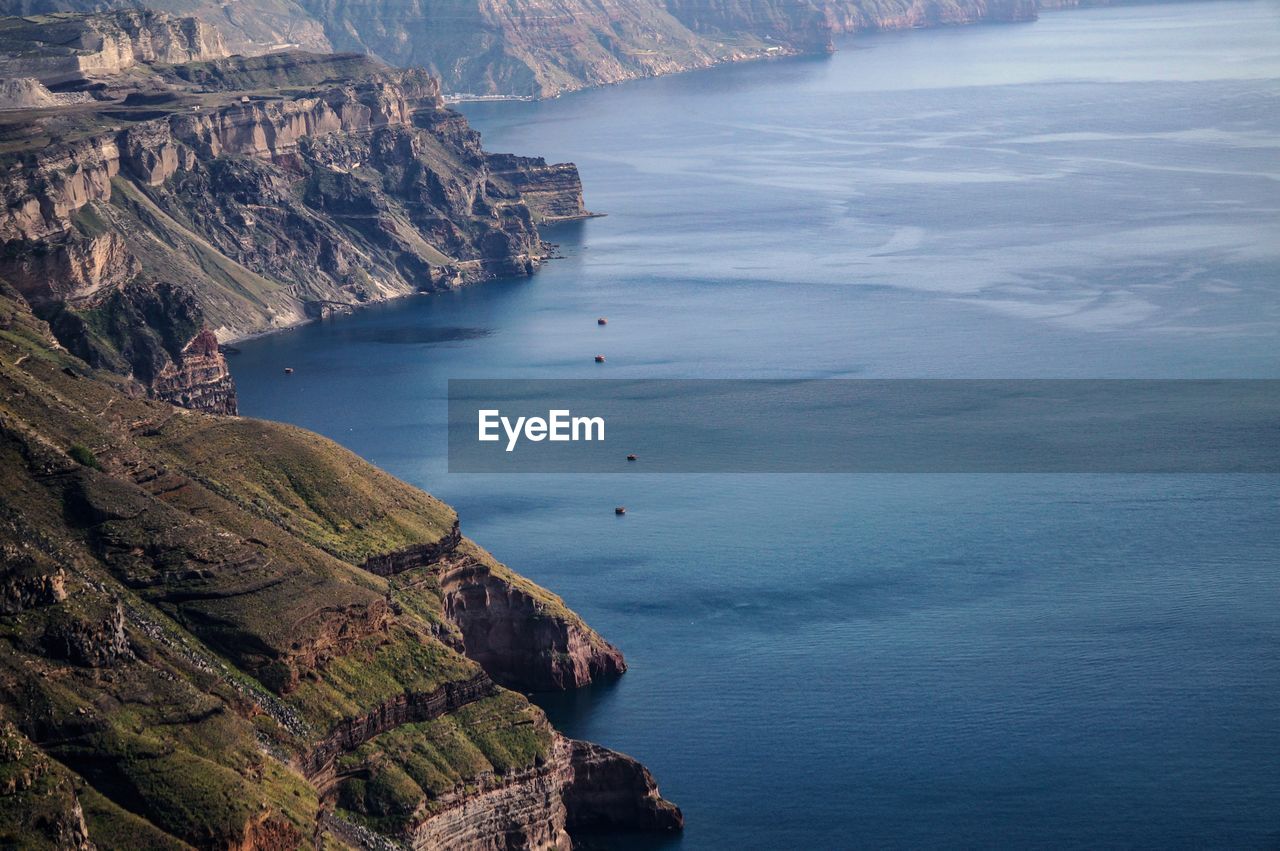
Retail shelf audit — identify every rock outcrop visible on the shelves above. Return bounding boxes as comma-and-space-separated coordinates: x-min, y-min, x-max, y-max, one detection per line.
0, 285, 680, 848
361, 520, 463, 577
0, 233, 138, 305
437, 544, 627, 692
0, 52, 588, 345
36, 275, 239, 414
566, 739, 685, 833
0, 9, 227, 84
405, 733, 577, 851
0, 45, 586, 412
0, 0, 1053, 97
151, 328, 237, 414
41, 600, 131, 667
0, 76, 92, 109
486, 154, 592, 223
407, 733, 682, 850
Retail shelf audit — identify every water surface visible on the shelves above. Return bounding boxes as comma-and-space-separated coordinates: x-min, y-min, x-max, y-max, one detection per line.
234, 4, 1280, 846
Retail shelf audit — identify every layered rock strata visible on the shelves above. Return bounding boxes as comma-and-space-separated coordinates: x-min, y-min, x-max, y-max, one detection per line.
438, 548, 628, 692
0, 0, 1056, 97
0, 50, 587, 411
0, 287, 680, 848
0, 9, 227, 84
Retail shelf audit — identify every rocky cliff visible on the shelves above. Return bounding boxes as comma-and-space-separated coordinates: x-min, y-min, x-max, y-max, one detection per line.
436, 543, 627, 692
0, 0, 330, 56
0, 285, 680, 848
0, 44, 586, 411
292, 0, 793, 98
0, 9, 227, 84
0, 0, 1084, 97
817, 0, 1038, 32
670, 0, 1039, 40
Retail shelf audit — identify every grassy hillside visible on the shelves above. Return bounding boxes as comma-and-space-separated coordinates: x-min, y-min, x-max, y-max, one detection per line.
0, 281, 635, 847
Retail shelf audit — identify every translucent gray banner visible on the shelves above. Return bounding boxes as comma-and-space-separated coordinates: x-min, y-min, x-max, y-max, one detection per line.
447, 380, 1280, 473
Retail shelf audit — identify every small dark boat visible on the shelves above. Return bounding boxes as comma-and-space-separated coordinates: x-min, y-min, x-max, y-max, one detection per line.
615, 506, 627, 515
597, 317, 608, 325
626, 454, 637, 461
595, 355, 606, 363
284, 367, 294, 374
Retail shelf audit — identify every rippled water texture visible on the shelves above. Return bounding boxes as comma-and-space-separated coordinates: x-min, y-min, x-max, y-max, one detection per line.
235, 4, 1280, 846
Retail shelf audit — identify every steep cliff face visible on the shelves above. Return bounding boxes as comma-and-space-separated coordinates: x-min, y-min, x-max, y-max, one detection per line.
438, 543, 628, 692
0, 9, 227, 84
0, 287, 680, 848
1, 0, 1046, 98
293, 0, 792, 98
662, 0, 835, 51
486, 154, 592, 223
0, 0, 330, 56
666, 0, 1037, 39
0, 54, 587, 343
398, 731, 682, 850
812, 0, 1038, 32
0, 0, 1192, 99
565, 739, 684, 833
152, 328, 236, 414
0, 46, 585, 415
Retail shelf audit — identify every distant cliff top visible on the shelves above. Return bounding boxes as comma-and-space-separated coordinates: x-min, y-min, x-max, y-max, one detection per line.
0, 0, 1054, 97
0, 8, 228, 84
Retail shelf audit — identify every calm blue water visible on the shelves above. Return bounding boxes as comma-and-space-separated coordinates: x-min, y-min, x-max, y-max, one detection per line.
233, 4, 1280, 846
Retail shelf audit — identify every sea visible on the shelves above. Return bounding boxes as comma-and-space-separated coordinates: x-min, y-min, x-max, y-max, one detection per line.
232, 3, 1280, 845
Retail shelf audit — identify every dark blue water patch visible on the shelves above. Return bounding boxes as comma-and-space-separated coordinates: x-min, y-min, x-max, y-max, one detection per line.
326, 325, 493, 345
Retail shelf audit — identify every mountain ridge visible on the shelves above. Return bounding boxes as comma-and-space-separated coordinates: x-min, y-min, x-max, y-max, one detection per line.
0, 0, 1140, 97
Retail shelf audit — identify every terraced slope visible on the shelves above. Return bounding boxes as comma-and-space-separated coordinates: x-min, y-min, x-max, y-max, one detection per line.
0, 284, 681, 849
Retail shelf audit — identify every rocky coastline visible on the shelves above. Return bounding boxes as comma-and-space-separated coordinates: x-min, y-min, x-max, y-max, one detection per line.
0, 0, 1139, 98
0, 42, 591, 415
0, 282, 683, 847
0, 20, 672, 849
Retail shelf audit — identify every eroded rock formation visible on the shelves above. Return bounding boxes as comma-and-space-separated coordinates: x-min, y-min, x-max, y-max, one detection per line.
438, 548, 628, 692
152, 329, 237, 414
0, 47, 586, 411
0, 0, 1055, 97
566, 739, 685, 833
0, 287, 680, 848
0, 9, 227, 84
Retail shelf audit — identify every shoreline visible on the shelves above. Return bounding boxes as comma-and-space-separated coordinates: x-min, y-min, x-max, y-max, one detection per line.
217, 222, 595, 346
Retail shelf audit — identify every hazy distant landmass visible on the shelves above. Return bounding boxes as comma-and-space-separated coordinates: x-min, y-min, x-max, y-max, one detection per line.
0, 0, 1137, 96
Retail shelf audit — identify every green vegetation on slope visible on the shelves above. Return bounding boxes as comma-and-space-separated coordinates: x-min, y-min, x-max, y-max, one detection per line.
336, 692, 554, 833
0, 284, 578, 846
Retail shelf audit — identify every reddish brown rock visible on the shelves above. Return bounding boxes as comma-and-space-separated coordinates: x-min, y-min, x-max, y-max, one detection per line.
565, 739, 684, 833
304, 671, 497, 784
439, 551, 626, 692
153, 329, 238, 415
361, 520, 462, 576
408, 733, 682, 849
